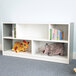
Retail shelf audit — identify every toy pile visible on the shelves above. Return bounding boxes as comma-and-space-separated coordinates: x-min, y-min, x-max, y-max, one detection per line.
12, 40, 29, 53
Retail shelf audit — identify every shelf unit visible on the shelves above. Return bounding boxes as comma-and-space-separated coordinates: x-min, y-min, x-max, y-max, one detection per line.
2, 22, 74, 64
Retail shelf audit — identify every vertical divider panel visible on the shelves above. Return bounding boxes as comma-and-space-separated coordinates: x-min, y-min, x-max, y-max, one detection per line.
2, 23, 4, 54
12, 24, 16, 38
12, 24, 14, 38
16, 23, 18, 39
68, 24, 71, 63
67, 24, 70, 60
31, 40, 34, 55
49, 24, 53, 40
32, 40, 39, 55
68, 23, 74, 62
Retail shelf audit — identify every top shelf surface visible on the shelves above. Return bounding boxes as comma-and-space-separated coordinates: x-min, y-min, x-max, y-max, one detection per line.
2, 22, 71, 25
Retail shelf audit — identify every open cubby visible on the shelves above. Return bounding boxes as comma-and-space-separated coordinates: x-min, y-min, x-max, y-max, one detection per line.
3, 23, 16, 38
33, 41, 68, 57
2, 22, 74, 64
16, 24, 49, 40
3, 39, 32, 54
3, 24, 12, 37
50, 24, 68, 40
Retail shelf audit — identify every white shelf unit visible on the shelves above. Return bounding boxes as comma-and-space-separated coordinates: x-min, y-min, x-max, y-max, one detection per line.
2, 22, 74, 64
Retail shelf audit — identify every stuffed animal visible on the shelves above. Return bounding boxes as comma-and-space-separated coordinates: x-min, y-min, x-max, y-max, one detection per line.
12, 40, 29, 53
38, 43, 64, 56
12, 41, 21, 51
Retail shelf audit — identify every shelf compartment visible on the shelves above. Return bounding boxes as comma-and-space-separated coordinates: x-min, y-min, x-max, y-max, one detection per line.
3, 39, 32, 54
33, 41, 68, 58
16, 24, 49, 40
49, 24, 68, 40
3, 23, 16, 37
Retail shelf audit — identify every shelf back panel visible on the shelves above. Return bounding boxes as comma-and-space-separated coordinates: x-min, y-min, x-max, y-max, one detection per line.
16, 24, 49, 40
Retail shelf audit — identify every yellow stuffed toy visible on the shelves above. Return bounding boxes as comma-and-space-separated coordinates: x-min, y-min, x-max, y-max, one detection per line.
12, 41, 21, 51
12, 40, 29, 53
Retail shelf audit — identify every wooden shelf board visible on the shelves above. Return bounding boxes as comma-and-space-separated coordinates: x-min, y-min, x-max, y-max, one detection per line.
34, 39, 68, 43
3, 37, 68, 43
3, 37, 13, 39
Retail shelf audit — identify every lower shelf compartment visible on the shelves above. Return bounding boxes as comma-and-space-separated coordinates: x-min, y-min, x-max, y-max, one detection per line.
3, 50, 69, 64
3, 39, 32, 54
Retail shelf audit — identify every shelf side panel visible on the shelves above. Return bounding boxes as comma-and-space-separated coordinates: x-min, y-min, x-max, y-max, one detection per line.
69, 23, 74, 62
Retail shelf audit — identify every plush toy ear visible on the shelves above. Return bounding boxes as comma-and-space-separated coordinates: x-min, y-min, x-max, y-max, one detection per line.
28, 42, 29, 44
23, 40, 26, 43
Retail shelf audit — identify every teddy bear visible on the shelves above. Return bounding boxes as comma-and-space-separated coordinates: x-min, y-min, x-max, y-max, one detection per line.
38, 43, 64, 56
12, 40, 29, 53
